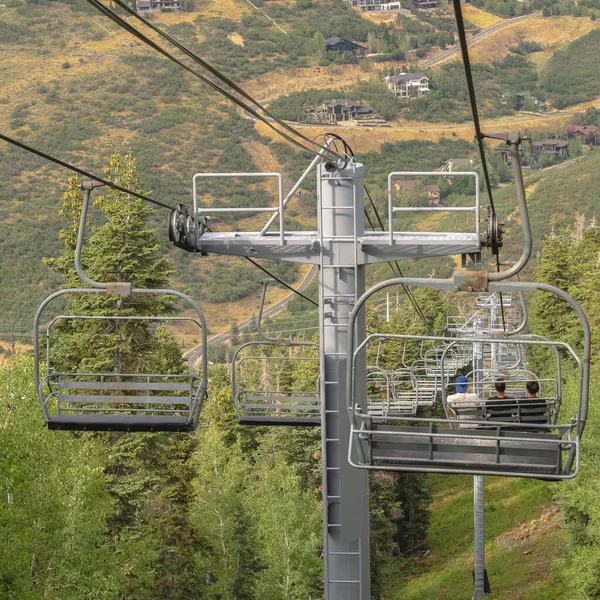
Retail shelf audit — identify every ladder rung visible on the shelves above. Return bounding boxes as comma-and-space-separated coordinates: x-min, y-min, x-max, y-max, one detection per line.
329, 551, 360, 556
328, 580, 360, 584
322, 264, 356, 268
323, 294, 355, 298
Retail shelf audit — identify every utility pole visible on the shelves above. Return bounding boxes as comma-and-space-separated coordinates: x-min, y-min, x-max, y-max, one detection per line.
472, 316, 486, 599
386, 292, 390, 322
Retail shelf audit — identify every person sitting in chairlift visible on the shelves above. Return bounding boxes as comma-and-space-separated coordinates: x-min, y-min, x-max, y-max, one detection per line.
526, 380, 539, 398
446, 375, 481, 426
518, 380, 549, 426
486, 378, 518, 423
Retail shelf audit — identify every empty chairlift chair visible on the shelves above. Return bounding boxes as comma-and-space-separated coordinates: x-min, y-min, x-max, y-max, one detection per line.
366, 339, 421, 416
232, 280, 320, 426
34, 182, 208, 433
346, 278, 590, 480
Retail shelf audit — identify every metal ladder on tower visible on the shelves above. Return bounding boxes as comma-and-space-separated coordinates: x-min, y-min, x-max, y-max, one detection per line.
318, 164, 366, 597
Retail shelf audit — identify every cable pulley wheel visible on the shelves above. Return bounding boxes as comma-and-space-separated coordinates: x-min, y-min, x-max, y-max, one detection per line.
168, 209, 182, 244
488, 213, 505, 256
185, 215, 196, 247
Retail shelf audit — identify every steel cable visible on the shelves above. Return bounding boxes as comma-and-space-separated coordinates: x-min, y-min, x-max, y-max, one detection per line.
84, 0, 342, 163
450, 0, 506, 329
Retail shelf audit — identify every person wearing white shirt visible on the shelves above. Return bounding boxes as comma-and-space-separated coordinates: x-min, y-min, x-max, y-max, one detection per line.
446, 375, 481, 426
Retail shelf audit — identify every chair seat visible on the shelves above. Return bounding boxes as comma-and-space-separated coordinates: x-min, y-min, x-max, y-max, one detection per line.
48, 414, 193, 432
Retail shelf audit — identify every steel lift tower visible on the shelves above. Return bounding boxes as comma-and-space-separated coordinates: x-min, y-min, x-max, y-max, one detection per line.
175, 155, 483, 599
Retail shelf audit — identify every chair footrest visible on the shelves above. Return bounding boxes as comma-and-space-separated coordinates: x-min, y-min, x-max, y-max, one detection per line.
239, 416, 320, 427
48, 414, 193, 432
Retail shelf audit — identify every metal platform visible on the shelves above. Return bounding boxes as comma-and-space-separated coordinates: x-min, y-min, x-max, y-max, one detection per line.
194, 230, 482, 264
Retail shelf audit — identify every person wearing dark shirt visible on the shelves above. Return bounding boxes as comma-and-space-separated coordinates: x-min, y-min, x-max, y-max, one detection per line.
486, 379, 517, 423
518, 380, 548, 426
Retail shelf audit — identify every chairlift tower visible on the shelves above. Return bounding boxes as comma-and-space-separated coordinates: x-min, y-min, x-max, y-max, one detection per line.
178, 155, 484, 599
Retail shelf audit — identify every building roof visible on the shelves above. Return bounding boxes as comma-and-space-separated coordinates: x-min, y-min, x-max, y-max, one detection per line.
422, 184, 440, 194
447, 158, 473, 167
395, 180, 420, 192
325, 36, 366, 50
389, 72, 427, 84
568, 124, 599, 134
323, 98, 362, 109
533, 139, 569, 148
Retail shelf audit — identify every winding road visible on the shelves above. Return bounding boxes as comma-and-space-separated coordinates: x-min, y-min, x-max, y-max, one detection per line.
184, 264, 319, 367
420, 12, 539, 69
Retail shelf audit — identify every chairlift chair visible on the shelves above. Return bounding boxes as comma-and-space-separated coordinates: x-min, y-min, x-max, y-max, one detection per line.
231, 280, 320, 426
35, 182, 208, 432
346, 278, 590, 480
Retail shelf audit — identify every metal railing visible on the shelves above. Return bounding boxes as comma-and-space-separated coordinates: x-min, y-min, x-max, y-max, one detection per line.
193, 172, 285, 243
387, 171, 481, 244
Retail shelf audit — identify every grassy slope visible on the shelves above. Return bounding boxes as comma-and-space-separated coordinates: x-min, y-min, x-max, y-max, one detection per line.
383, 475, 567, 599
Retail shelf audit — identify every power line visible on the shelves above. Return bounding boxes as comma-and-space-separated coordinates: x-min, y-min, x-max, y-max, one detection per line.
108, 0, 338, 161
450, 0, 496, 216
0, 132, 175, 211
244, 257, 318, 307
450, 0, 506, 330
84, 0, 340, 163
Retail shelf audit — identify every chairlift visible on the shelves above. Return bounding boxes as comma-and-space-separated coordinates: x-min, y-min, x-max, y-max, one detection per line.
231, 280, 320, 426
34, 182, 208, 432
369, 338, 438, 412
345, 278, 590, 480
367, 366, 420, 417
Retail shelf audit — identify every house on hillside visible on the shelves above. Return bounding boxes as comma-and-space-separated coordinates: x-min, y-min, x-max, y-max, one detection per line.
136, 0, 181, 12
395, 180, 420, 193
567, 125, 598, 145
413, 0, 438, 9
321, 98, 376, 121
386, 72, 430, 98
394, 180, 442, 205
495, 145, 527, 167
304, 99, 378, 123
441, 158, 475, 172
532, 139, 569, 158
343, 0, 402, 12
325, 37, 367, 55
422, 184, 441, 204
